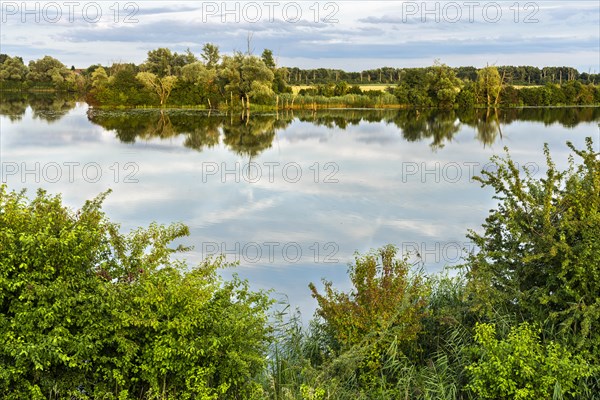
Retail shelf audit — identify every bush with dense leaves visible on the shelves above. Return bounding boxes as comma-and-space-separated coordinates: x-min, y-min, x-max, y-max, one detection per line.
0, 186, 272, 399
467, 322, 590, 399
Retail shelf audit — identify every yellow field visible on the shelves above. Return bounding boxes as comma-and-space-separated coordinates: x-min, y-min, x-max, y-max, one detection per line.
512, 85, 542, 89
291, 84, 390, 94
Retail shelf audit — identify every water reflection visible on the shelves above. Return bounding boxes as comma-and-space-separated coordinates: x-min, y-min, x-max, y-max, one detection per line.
2, 93, 599, 155
88, 107, 599, 154
0, 92, 78, 122
2, 93, 598, 318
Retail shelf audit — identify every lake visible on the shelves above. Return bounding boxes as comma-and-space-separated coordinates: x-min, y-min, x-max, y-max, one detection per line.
1, 94, 598, 316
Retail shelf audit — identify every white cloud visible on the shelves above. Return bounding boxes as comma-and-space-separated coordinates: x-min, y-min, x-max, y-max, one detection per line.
0, 1, 597, 71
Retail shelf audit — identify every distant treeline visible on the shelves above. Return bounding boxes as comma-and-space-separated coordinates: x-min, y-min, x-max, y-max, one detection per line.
1, 45, 599, 109
287, 65, 599, 86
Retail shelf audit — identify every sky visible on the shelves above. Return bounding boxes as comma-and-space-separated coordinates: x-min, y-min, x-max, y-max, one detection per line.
0, 0, 599, 71
0, 1, 599, 71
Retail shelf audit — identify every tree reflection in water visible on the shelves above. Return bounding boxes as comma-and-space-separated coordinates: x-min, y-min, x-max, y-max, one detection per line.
0, 92, 78, 123
2, 93, 598, 156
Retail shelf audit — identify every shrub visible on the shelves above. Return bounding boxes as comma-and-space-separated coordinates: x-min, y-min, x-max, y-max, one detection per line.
0, 186, 272, 399
467, 322, 590, 399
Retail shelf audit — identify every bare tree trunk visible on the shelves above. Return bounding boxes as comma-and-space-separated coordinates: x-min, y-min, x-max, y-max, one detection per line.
494, 70, 506, 106
486, 76, 490, 106
494, 107, 503, 139
246, 32, 254, 55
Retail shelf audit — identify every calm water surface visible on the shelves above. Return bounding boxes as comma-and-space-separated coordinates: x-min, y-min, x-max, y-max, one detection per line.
2, 95, 599, 315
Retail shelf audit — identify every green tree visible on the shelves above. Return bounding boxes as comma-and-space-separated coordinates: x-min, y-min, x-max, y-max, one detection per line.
179, 62, 219, 106
136, 72, 178, 106
201, 43, 220, 69
90, 66, 109, 88
272, 67, 292, 94
26, 56, 71, 89
476, 65, 504, 106
143, 48, 176, 77
466, 138, 600, 353
426, 61, 462, 108
92, 63, 150, 106
0, 56, 28, 83
219, 53, 274, 108
456, 81, 476, 108
261, 49, 276, 69
181, 62, 216, 87
334, 81, 349, 96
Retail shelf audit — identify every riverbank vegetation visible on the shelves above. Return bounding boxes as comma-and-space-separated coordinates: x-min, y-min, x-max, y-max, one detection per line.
1, 46, 599, 109
1, 138, 598, 399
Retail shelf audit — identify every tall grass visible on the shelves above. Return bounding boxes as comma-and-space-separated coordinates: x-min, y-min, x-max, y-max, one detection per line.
260, 270, 480, 400
276, 93, 399, 110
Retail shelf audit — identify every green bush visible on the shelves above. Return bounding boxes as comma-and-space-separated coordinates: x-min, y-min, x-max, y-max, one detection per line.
0, 186, 272, 399
467, 322, 590, 399
466, 138, 600, 353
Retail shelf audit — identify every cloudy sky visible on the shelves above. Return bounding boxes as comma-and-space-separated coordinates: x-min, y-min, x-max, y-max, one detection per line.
1, 1, 599, 71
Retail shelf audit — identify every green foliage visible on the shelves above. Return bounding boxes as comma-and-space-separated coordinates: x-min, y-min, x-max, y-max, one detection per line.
309, 246, 430, 390
91, 66, 109, 89
88, 63, 154, 106
273, 68, 293, 94
261, 49, 276, 69
142, 48, 196, 77
426, 61, 462, 108
0, 186, 272, 399
201, 43, 220, 70
4, 49, 599, 107
218, 52, 275, 107
456, 82, 476, 108
467, 322, 590, 399
476, 66, 503, 106
0, 55, 28, 83
310, 245, 429, 349
466, 138, 600, 354
27, 56, 69, 83
136, 72, 178, 106
256, 139, 599, 399
22, 55, 84, 91
334, 81, 349, 96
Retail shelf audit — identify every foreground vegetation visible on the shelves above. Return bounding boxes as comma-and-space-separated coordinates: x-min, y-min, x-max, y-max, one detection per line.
1, 137, 598, 398
1, 45, 599, 110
